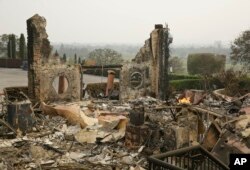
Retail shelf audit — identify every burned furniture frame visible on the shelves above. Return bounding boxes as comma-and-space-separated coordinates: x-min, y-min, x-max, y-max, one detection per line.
148, 145, 229, 170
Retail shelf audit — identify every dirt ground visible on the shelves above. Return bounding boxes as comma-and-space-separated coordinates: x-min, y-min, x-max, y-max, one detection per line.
0, 68, 118, 93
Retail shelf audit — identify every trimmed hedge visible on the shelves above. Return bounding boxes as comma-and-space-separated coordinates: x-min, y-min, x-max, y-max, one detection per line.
187, 53, 226, 75
170, 79, 204, 91
170, 78, 250, 92
83, 69, 120, 78
239, 78, 250, 90
169, 74, 199, 80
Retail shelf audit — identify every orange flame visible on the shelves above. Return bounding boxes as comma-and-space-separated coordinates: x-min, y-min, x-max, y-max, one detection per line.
178, 97, 191, 104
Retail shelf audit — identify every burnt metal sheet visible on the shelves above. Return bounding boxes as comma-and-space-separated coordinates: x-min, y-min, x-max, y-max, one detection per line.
202, 121, 221, 151
211, 130, 250, 165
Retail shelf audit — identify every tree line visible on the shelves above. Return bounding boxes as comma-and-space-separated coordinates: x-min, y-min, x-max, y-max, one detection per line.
0, 28, 249, 75
0, 33, 27, 60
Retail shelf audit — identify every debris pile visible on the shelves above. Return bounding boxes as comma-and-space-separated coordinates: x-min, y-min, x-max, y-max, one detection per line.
1, 89, 250, 169
0, 14, 249, 170
0, 97, 145, 169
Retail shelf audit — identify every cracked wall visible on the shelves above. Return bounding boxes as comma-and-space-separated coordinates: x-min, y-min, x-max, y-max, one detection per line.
39, 65, 81, 102
27, 14, 51, 100
120, 24, 171, 101
27, 14, 80, 102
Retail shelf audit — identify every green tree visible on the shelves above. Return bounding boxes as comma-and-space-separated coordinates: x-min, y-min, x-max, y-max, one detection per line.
78, 57, 81, 64
7, 34, 16, 59
0, 34, 9, 50
169, 56, 185, 73
63, 53, 67, 63
0, 34, 9, 57
187, 53, 226, 75
230, 30, 250, 70
54, 50, 59, 57
87, 48, 123, 65
19, 33, 27, 60
74, 53, 77, 64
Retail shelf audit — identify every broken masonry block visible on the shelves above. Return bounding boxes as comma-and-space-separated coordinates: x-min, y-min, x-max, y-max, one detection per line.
4, 87, 35, 133
175, 126, 190, 149
129, 105, 145, 126
105, 70, 115, 97
125, 124, 150, 148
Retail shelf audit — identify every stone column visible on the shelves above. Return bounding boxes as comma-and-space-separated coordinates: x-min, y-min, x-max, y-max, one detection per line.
105, 70, 115, 96
58, 76, 68, 94
150, 25, 162, 98
150, 24, 171, 100
27, 14, 51, 101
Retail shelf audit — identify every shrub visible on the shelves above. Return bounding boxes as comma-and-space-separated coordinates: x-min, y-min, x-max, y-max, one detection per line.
238, 78, 250, 93
212, 69, 249, 96
170, 79, 203, 91
169, 74, 199, 80
187, 53, 226, 75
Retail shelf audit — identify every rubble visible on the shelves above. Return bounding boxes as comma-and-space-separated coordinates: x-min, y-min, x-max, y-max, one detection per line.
2, 87, 250, 169
0, 14, 250, 170
40, 102, 98, 128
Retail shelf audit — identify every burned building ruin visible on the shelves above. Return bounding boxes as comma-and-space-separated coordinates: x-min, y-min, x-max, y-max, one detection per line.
120, 24, 172, 101
27, 14, 81, 102
0, 14, 249, 170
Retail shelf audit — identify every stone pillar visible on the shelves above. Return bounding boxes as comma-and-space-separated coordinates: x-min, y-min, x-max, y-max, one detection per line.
129, 105, 145, 126
27, 14, 51, 101
119, 24, 172, 101
58, 76, 67, 94
176, 107, 199, 147
125, 104, 148, 148
150, 25, 161, 97
149, 24, 171, 100
105, 70, 115, 96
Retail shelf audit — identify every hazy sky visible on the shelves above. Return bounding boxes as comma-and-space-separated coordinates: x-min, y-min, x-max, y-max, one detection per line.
0, 0, 249, 46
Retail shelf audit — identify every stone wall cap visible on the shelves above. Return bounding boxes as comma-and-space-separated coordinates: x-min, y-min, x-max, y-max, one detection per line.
155, 24, 163, 29
108, 70, 115, 74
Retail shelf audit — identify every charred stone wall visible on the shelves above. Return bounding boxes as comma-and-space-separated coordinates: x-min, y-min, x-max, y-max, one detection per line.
39, 65, 81, 102
120, 62, 151, 101
27, 14, 52, 101
120, 24, 171, 101
27, 14, 80, 102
